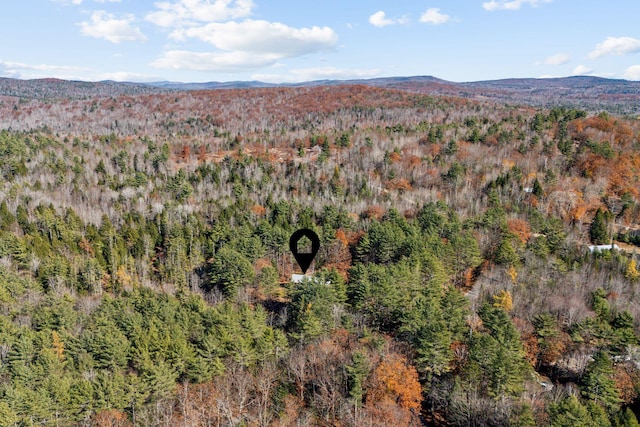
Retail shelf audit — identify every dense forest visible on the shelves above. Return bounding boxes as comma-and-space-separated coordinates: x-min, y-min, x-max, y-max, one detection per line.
0, 81, 640, 426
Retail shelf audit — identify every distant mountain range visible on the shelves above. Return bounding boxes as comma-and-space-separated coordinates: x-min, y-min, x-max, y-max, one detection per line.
2, 75, 640, 114
0, 77, 171, 100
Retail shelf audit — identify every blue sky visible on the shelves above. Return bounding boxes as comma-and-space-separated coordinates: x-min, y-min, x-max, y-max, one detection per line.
1, 0, 640, 83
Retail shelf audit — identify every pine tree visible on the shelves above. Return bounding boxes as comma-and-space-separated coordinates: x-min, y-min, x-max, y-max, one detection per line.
581, 350, 622, 411
547, 395, 595, 427
472, 303, 530, 398
590, 208, 611, 245
413, 299, 454, 378
510, 404, 537, 427
0, 201, 15, 231
495, 235, 520, 267
207, 246, 255, 297
0, 401, 18, 426
346, 351, 369, 407
616, 407, 640, 427
532, 178, 544, 198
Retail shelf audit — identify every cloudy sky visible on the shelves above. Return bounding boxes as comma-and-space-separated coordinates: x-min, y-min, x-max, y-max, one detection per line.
1, 0, 640, 83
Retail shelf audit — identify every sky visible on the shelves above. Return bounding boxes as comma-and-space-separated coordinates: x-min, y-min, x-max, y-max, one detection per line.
1, 0, 640, 83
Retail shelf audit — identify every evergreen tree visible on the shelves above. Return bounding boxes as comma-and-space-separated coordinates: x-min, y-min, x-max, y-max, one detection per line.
289, 276, 339, 341
586, 401, 612, 427
590, 208, 611, 245
510, 404, 537, 427
532, 178, 544, 198
207, 246, 255, 296
495, 234, 520, 267
547, 395, 596, 427
581, 350, 622, 411
0, 201, 15, 231
0, 401, 18, 426
470, 303, 530, 398
615, 408, 640, 427
346, 351, 369, 407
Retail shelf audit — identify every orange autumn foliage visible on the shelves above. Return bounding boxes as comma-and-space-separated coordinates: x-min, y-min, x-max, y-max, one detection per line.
254, 257, 272, 270
197, 144, 207, 163
578, 153, 607, 178
522, 333, 539, 367
335, 228, 349, 246
538, 333, 569, 367
608, 155, 640, 198
179, 144, 191, 162
614, 122, 634, 146
570, 118, 585, 134
364, 205, 385, 220
406, 155, 422, 169
570, 203, 588, 222
78, 238, 94, 255
251, 204, 267, 217
385, 177, 413, 192
584, 115, 614, 133
614, 364, 640, 404
367, 353, 422, 411
507, 218, 532, 244
92, 409, 132, 427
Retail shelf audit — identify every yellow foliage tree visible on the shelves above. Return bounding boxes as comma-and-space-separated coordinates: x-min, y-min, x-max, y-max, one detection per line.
52, 330, 64, 361
115, 265, 132, 288
507, 265, 518, 284
626, 258, 640, 280
493, 290, 513, 312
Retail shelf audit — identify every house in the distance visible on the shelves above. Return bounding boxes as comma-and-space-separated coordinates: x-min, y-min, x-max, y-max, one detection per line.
291, 274, 307, 284
291, 274, 331, 285
588, 244, 620, 253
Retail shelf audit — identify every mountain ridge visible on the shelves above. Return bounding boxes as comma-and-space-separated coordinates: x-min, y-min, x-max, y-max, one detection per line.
2, 74, 640, 113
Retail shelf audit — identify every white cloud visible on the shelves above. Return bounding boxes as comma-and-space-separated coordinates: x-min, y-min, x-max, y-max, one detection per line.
541, 53, 570, 65
50, 0, 83, 4
151, 50, 281, 72
588, 36, 640, 59
51, 0, 120, 4
572, 64, 592, 75
154, 19, 338, 72
80, 11, 147, 43
253, 67, 381, 84
0, 60, 162, 82
624, 65, 640, 80
419, 8, 450, 25
482, 0, 551, 11
148, 0, 338, 74
146, 0, 254, 27
98, 71, 162, 82
0, 60, 92, 80
368, 11, 401, 27
171, 20, 337, 57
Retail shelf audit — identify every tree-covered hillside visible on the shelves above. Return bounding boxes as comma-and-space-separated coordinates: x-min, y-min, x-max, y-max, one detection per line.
0, 84, 639, 425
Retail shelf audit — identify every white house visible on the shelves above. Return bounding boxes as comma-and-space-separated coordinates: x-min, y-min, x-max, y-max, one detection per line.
588, 244, 620, 253
290, 274, 331, 285
291, 274, 307, 284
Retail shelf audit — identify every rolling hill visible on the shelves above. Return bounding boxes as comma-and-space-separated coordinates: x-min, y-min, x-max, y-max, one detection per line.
2, 74, 640, 114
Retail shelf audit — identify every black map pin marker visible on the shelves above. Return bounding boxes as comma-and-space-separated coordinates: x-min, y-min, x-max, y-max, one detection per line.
289, 229, 320, 274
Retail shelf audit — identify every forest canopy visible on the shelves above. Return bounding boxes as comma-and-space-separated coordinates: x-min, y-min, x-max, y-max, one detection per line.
0, 84, 639, 425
